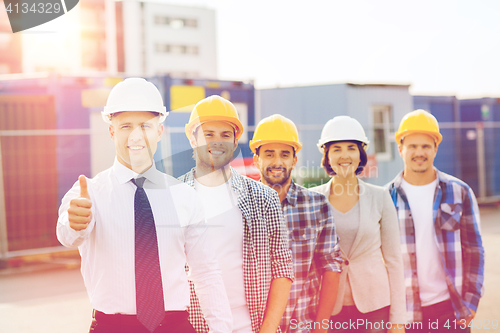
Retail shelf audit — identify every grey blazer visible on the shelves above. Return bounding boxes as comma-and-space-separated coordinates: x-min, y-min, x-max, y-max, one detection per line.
310, 178, 406, 324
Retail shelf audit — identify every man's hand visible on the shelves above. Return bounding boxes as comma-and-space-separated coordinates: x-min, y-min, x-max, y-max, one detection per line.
68, 175, 92, 231
465, 309, 476, 326
388, 324, 405, 333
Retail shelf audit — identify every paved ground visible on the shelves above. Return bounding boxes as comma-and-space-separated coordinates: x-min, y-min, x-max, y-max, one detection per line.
0, 205, 499, 333
474, 205, 500, 333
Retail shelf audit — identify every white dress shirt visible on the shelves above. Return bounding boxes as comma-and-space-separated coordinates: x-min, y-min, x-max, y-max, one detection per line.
57, 158, 232, 333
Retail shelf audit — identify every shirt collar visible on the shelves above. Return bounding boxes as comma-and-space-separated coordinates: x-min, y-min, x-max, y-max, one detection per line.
113, 158, 164, 185
185, 166, 245, 194
283, 180, 298, 207
393, 167, 448, 189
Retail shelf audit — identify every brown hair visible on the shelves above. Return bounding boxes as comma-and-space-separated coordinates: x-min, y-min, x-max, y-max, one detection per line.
321, 140, 368, 176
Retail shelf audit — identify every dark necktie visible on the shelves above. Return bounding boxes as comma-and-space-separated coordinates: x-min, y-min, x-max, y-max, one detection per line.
132, 177, 165, 332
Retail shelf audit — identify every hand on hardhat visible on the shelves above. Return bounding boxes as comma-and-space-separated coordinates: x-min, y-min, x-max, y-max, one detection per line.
68, 175, 92, 231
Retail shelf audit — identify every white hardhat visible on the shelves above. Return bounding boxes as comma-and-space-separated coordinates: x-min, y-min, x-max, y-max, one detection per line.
102, 78, 168, 124
317, 116, 370, 153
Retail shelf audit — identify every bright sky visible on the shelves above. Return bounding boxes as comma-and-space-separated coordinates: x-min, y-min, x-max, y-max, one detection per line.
168, 0, 500, 98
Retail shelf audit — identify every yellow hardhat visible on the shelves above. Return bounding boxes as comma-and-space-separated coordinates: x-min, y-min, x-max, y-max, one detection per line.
395, 109, 443, 145
185, 95, 244, 140
249, 114, 302, 154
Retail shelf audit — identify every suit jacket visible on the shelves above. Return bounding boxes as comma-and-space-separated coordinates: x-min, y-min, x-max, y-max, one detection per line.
310, 178, 406, 324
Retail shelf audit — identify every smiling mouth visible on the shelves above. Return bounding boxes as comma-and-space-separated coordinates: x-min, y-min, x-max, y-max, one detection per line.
128, 145, 145, 151
209, 149, 225, 156
267, 168, 285, 177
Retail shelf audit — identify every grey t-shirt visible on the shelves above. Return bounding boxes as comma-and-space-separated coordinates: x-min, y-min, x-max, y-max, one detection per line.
331, 201, 360, 306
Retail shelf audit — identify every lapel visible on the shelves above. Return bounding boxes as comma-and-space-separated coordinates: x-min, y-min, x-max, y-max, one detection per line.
312, 179, 332, 197
346, 178, 368, 259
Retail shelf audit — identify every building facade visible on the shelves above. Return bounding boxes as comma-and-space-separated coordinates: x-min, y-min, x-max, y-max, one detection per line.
0, 0, 217, 78
118, 1, 217, 77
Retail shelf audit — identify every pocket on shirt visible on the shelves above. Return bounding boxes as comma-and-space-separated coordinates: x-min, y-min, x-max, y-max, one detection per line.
439, 203, 462, 231
290, 227, 317, 242
290, 227, 317, 258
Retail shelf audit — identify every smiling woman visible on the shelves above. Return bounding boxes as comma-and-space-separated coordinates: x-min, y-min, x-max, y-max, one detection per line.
310, 115, 406, 333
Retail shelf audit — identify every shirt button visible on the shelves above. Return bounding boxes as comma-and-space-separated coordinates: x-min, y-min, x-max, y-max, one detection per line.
303, 233, 307, 239
344, 260, 349, 266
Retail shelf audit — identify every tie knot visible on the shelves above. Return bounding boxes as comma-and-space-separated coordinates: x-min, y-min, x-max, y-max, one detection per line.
132, 177, 146, 188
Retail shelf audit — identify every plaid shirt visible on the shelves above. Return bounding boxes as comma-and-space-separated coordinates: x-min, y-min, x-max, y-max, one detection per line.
179, 167, 294, 333
387, 169, 484, 323
280, 181, 342, 333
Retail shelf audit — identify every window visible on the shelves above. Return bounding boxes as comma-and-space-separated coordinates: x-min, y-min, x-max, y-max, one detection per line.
155, 43, 198, 55
184, 19, 198, 28
372, 105, 392, 161
154, 16, 198, 29
185, 45, 199, 55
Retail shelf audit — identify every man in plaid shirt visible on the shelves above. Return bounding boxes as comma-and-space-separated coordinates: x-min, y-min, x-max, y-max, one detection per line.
250, 114, 342, 333
387, 110, 484, 332
179, 96, 294, 333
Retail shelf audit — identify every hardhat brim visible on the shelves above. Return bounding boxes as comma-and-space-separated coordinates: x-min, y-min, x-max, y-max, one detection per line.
250, 139, 302, 154
185, 116, 244, 140
317, 137, 369, 153
101, 110, 168, 124
395, 130, 443, 145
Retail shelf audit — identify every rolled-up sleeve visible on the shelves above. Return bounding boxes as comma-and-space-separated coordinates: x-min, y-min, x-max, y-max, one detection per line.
461, 187, 485, 313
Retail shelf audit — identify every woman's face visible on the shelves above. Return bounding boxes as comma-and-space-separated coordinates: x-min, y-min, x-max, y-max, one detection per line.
327, 141, 361, 178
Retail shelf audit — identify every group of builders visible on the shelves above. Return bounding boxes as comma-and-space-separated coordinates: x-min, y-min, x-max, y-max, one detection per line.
56, 78, 484, 333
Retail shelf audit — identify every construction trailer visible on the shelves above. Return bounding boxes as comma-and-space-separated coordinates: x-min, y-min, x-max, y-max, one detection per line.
0, 73, 255, 260
257, 83, 413, 187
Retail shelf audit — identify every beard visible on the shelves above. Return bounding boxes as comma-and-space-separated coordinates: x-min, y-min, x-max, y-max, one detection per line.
261, 166, 291, 186
194, 144, 234, 171
410, 156, 429, 173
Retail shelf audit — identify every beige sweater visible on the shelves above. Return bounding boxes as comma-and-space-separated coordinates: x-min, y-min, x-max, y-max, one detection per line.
310, 178, 407, 324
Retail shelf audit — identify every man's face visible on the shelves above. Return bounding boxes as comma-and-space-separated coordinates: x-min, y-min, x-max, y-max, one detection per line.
253, 143, 297, 186
109, 111, 163, 172
398, 133, 438, 174
191, 121, 238, 170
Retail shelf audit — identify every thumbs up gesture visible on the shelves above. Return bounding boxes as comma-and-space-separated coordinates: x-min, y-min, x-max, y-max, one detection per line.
68, 175, 92, 231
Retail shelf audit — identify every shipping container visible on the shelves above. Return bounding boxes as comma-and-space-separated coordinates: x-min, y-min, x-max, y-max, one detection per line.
458, 98, 500, 199
0, 74, 112, 257
0, 74, 255, 258
413, 96, 461, 178
413, 96, 500, 201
